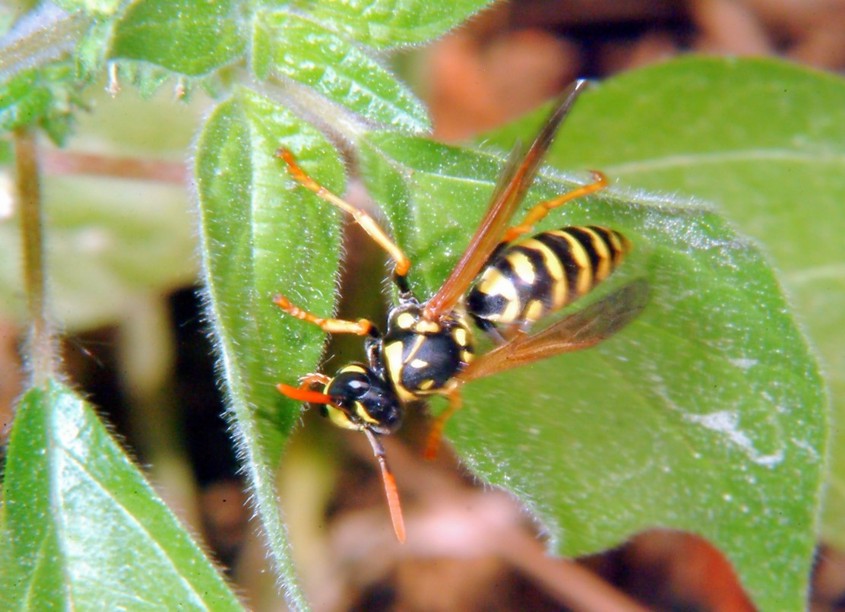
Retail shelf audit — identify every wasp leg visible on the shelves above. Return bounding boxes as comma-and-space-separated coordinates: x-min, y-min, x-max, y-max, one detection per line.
276, 148, 412, 285
273, 294, 376, 336
502, 170, 608, 243
423, 388, 463, 461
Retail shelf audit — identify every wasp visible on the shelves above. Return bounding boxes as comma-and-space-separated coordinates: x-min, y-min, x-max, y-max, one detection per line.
274, 80, 645, 543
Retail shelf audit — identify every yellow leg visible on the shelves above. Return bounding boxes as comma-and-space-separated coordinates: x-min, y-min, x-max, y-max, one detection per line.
276, 148, 411, 278
273, 294, 374, 336
423, 389, 463, 460
502, 170, 608, 243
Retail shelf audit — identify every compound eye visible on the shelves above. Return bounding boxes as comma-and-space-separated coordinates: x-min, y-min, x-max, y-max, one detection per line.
346, 375, 371, 397
329, 370, 371, 400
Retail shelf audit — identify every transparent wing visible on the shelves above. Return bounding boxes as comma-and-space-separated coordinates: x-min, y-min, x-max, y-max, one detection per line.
458, 280, 648, 383
423, 80, 590, 320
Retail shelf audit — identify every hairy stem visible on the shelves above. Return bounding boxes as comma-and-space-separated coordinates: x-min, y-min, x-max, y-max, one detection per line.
0, 5, 87, 80
14, 128, 55, 385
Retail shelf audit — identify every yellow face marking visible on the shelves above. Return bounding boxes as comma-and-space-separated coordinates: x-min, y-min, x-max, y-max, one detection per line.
507, 250, 535, 284
340, 364, 367, 375
418, 379, 435, 391
453, 327, 468, 347
325, 405, 358, 430
355, 402, 381, 425
395, 312, 416, 329
409, 358, 429, 369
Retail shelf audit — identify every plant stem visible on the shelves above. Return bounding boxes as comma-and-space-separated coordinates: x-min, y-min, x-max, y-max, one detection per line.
0, 6, 87, 80
14, 127, 55, 386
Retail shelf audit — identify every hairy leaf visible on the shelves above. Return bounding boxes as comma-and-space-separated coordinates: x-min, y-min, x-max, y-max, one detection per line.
252, 10, 429, 132
195, 86, 344, 610
0, 381, 243, 610
300, 0, 495, 48
0, 64, 79, 143
110, 0, 244, 76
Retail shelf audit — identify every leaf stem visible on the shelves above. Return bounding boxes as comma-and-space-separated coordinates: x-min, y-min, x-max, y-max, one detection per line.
14, 127, 55, 385
0, 6, 87, 81
260, 78, 368, 150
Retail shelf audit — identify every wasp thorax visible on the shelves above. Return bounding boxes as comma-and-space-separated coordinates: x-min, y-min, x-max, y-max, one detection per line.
381, 304, 475, 402
322, 364, 402, 435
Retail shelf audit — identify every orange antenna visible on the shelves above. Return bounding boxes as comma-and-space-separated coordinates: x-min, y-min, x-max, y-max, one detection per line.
363, 428, 406, 543
277, 383, 333, 405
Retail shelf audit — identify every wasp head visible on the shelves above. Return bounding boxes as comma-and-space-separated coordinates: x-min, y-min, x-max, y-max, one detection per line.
320, 364, 403, 435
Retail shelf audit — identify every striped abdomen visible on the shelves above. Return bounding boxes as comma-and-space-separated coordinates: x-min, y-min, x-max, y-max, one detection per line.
466, 225, 631, 328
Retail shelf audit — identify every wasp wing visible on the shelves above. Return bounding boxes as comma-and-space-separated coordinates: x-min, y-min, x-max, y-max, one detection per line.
457, 280, 648, 383
424, 80, 590, 320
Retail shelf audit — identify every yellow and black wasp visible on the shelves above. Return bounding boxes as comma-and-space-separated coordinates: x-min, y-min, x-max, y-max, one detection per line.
274, 80, 645, 543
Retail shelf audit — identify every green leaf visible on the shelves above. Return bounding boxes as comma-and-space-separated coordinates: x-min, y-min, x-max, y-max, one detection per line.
0, 9, 101, 127
0, 63, 79, 143
359, 129, 826, 611
110, 0, 244, 76
76, 16, 120, 80
492, 57, 845, 553
195, 86, 344, 610
252, 10, 429, 132
0, 380, 243, 610
299, 0, 496, 48
55, 0, 122, 14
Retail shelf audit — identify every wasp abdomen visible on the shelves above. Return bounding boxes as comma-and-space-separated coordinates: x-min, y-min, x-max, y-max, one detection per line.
467, 225, 631, 327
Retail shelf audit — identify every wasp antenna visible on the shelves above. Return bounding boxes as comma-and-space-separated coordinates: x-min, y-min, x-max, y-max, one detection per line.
363, 428, 406, 543
277, 383, 333, 405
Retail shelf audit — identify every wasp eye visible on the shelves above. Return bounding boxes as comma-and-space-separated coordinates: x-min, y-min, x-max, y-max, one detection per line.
327, 369, 372, 400
347, 377, 370, 397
